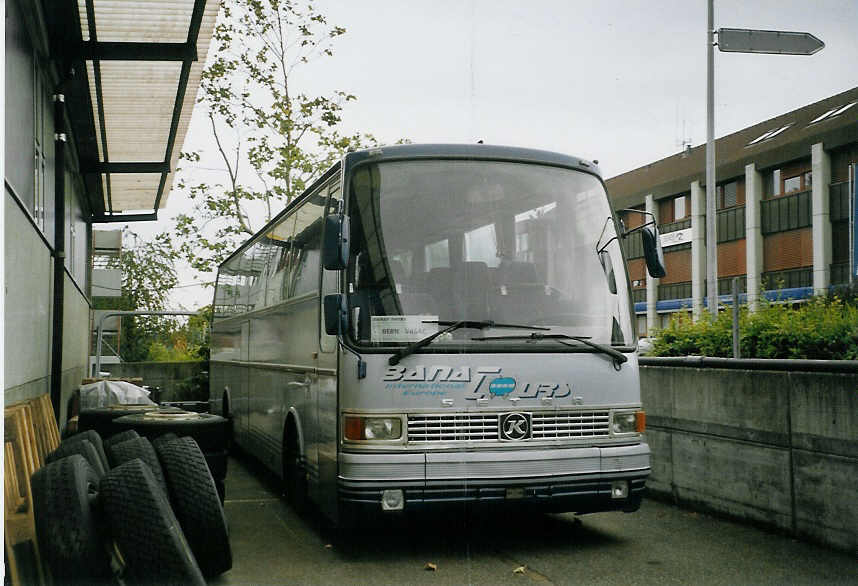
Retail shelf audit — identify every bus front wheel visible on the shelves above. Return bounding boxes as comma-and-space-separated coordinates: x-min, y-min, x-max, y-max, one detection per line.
284, 425, 307, 514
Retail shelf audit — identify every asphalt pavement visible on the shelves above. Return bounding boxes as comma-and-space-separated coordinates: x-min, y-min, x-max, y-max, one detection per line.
212, 454, 857, 585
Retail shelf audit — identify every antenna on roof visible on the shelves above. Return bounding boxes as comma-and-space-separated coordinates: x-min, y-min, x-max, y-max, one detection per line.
675, 101, 693, 154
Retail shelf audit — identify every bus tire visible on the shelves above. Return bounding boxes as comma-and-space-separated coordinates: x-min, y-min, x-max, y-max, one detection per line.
155, 437, 232, 578
105, 437, 167, 496
45, 439, 106, 479
31, 455, 111, 583
112, 412, 229, 453
103, 429, 140, 450
284, 424, 307, 513
59, 430, 109, 472
100, 459, 205, 586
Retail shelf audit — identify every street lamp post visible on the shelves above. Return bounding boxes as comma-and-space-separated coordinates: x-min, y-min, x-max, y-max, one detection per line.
706, 0, 717, 315
704, 1, 824, 315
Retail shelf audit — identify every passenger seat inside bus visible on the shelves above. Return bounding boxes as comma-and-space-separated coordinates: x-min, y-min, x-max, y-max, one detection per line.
389, 260, 438, 317
491, 260, 554, 322
452, 261, 491, 321
427, 267, 453, 320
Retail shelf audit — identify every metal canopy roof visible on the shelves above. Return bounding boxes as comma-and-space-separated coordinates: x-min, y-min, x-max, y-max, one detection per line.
53, 0, 219, 222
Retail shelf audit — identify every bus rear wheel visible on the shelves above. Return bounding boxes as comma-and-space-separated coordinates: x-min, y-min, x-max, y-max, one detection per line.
284, 426, 307, 514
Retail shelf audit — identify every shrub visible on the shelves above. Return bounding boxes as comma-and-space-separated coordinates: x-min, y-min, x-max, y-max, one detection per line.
651, 294, 858, 360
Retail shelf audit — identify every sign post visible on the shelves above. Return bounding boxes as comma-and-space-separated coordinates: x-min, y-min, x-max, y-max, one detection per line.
704, 3, 824, 316
849, 163, 858, 286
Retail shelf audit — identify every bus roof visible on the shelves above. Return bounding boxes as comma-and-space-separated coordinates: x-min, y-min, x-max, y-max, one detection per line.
344, 143, 601, 177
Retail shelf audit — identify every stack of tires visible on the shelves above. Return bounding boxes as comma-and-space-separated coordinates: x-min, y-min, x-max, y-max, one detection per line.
30, 428, 232, 584
77, 407, 229, 502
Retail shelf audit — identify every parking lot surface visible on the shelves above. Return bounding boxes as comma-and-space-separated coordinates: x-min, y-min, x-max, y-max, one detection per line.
213, 455, 857, 585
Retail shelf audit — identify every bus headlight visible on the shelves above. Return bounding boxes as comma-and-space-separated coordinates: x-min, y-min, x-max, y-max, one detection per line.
611, 410, 645, 435
344, 416, 403, 441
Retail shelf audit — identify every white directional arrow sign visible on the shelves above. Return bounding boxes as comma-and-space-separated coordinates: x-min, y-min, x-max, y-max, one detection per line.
717, 28, 825, 55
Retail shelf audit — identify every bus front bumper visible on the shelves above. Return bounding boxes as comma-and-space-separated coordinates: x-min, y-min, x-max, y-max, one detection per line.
338, 443, 649, 514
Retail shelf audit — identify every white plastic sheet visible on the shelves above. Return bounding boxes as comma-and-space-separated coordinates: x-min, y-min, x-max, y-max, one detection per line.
79, 380, 156, 409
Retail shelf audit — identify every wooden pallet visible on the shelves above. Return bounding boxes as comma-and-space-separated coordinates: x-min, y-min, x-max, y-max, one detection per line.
4, 395, 60, 585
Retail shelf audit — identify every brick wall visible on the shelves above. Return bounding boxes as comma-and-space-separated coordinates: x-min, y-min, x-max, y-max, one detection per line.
718, 239, 746, 276
764, 228, 813, 271
628, 257, 646, 283
661, 249, 691, 284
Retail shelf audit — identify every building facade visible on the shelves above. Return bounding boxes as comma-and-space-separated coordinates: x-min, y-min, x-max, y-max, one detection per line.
4, 0, 217, 423
607, 87, 858, 336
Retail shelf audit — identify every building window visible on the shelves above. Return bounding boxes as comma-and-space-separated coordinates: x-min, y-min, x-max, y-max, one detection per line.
674, 196, 686, 220
718, 181, 737, 209
784, 175, 801, 193
772, 169, 781, 196
784, 172, 811, 194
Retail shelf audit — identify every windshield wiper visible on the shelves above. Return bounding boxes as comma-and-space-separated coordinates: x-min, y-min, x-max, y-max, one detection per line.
388, 320, 549, 366
470, 332, 628, 368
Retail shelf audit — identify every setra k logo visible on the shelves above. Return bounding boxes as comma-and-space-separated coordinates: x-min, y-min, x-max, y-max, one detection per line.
499, 412, 531, 441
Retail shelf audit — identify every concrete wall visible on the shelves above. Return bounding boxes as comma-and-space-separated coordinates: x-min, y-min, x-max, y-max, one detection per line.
4, 194, 52, 406
5, 195, 92, 426
641, 365, 858, 552
99, 361, 208, 403
60, 275, 92, 423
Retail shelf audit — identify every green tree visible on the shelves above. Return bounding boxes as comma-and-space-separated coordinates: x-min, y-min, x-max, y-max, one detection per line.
171, 0, 379, 276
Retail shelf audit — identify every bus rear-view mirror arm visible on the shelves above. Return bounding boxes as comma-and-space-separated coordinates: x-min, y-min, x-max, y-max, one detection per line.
617, 209, 667, 279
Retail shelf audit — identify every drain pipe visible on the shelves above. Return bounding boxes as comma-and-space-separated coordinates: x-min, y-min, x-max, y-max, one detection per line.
49, 93, 67, 422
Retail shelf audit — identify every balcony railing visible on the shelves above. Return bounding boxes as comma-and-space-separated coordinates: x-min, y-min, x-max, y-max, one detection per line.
762, 190, 811, 234
830, 181, 851, 222
762, 266, 812, 290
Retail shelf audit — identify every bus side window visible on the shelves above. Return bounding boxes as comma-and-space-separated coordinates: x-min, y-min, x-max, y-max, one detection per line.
265, 214, 296, 304
285, 187, 327, 298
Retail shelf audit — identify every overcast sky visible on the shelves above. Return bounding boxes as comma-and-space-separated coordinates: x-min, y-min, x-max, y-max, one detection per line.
152, 0, 858, 309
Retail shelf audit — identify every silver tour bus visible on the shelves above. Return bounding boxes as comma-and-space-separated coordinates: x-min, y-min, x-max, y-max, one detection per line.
210, 143, 666, 524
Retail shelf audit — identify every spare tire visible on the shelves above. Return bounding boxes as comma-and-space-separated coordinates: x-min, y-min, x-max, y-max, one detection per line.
31, 455, 111, 583
105, 437, 167, 496
112, 412, 229, 453
151, 432, 180, 451
78, 405, 175, 438
100, 459, 205, 585
103, 429, 140, 450
156, 437, 232, 578
45, 439, 106, 479
60, 430, 109, 472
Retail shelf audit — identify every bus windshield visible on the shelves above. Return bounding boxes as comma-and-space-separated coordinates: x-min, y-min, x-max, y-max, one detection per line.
347, 159, 634, 349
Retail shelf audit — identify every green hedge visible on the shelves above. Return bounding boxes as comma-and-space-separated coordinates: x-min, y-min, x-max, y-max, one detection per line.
652, 295, 858, 360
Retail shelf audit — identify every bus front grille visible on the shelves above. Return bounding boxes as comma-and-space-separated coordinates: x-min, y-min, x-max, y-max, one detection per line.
407, 411, 611, 443
531, 411, 611, 439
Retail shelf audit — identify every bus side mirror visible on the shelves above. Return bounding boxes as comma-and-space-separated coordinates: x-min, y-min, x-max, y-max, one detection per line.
641, 225, 667, 278
323, 215, 350, 270
324, 294, 348, 335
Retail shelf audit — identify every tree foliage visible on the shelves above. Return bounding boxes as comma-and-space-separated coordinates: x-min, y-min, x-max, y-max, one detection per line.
651, 294, 858, 360
171, 0, 379, 275
93, 232, 181, 362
